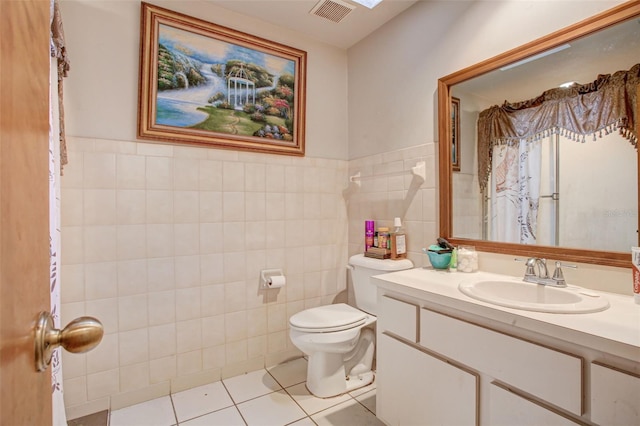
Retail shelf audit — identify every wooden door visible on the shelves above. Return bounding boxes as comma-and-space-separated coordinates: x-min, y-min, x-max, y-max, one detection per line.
0, 0, 53, 424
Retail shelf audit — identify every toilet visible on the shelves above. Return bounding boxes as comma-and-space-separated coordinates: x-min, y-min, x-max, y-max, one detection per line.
289, 254, 413, 397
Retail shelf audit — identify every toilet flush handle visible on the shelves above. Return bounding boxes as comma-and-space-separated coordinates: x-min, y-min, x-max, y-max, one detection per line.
346, 264, 354, 270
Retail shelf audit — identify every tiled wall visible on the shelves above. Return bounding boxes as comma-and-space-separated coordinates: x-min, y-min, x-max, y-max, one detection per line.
346, 144, 437, 268
60, 136, 349, 418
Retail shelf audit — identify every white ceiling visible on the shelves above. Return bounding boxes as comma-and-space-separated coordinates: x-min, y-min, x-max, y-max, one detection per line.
208, 0, 418, 49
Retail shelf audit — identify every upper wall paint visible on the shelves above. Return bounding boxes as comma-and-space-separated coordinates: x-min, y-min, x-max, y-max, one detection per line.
347, 0, 627, 159
61, 0, 349, 160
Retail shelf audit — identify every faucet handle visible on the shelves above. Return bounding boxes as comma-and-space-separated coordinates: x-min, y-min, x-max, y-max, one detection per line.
552, 261, 577, 286
514, 257, 537, 278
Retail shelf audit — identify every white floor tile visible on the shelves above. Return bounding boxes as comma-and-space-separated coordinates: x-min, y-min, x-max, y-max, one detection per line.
267, 357, 308, 388
171, 382, 235, 423
287, 418, 316, 426
110, 396, 176, 426
223, 368, 282, 403
237, 389, 307, 426
286, 382, 352, 416
348, 379, 376, 398
179, 406, 245, 426
311, 399, 384, 426
354, 389, 376, 415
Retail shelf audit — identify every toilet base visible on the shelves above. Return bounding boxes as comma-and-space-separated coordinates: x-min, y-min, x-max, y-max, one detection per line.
305, 328, 375, 398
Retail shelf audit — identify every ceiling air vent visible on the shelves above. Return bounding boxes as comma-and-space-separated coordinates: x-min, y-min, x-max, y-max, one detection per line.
310, 0, 355, 23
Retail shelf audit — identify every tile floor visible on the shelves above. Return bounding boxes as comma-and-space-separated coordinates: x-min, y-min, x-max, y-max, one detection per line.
108, 358, 382, 426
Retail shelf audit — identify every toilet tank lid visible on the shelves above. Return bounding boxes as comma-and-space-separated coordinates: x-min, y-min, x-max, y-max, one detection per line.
348, 254, 413, 271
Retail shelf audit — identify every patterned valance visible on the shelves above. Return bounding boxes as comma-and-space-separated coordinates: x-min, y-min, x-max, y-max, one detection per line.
477, 63, 639, 192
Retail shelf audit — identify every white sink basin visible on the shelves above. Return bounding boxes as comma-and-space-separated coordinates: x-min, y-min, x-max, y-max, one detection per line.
458, 279, 609, 314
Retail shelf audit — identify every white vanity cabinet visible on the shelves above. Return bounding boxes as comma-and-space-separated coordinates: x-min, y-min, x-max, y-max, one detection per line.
376, 296, 477, 426
590, 362, 640, 425
374, 277, 640, 426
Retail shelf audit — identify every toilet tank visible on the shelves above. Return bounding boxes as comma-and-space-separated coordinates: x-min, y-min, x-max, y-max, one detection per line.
348, 254, 413, 315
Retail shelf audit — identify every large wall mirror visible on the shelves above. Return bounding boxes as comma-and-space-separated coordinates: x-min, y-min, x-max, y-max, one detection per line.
438, 1, 639, 268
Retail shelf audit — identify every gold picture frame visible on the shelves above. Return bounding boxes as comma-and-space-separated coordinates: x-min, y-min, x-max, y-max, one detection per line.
138, 2, 307, 156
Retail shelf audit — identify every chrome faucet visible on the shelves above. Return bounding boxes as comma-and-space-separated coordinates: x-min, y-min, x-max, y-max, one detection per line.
516, 257, 571, 287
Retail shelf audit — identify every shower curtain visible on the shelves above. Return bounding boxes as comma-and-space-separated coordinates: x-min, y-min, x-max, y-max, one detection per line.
51, 0, 68, 423
490, 140, 541, 244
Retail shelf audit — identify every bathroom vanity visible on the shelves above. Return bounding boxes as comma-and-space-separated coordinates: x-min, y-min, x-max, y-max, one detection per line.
373, 268, 640, 426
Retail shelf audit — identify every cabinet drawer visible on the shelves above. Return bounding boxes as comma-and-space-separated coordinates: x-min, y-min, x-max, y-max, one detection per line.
591, 362, 640, 425
379, 295, 418, 342
419, 308, 583, 415
489, 382, 580, 425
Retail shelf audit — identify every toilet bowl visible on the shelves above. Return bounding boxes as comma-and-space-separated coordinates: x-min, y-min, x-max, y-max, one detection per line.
289, 254, 413, 397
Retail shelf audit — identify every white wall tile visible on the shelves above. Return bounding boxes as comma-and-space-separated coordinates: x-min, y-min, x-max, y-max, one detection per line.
61, 264, 85, 303
61, 226, 84, 265
63, 376, 88, 406
149, 323, 177, 360
174, 223, 200, 256
200, 254, 224, 285
148, 290, 176, 326
86, 333, 119, 374
119, 362, 150, 392
174, 158, 200, 190
202, 315, 225, 347
85, 298, 118, 335
201, 284, 225, 317
117, 189, 146, 225
223, 222, 245, 252
199, 223, 223, 254
223, 162, 245, 192
176, 287, 201, 321
62, 188, 84, 226
177, 350, 203, 376
202, 345, 226, 370
117, 154, 146, 189
84, 152, 116, 189
147, 257, 175, 291
224, 311, 247, 342
119, 329, 149, 366
175, 255, 200, 288
245, 192, 265, 221
146, 224, 174, 258
245, 163, 266, 192
84, 226, 117, 263
174, 191, 199, 223
149, 355, 177, 384
87, 369, 119, 400
176, 319, 202, 353
117, 259, 147, 296
146, 157, 173, 190
199, 191, 223, 222
118, 294, 148, 331
146, 190, 173, 224
117, 225, 147, 260
199, 160, 223, 191
223, 192, 245, 221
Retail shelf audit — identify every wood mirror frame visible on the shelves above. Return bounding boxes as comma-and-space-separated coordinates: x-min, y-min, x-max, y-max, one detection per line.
437, 1, 640, 268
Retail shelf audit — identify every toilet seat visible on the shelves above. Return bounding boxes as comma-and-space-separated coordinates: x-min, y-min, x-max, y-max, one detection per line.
289, 303, 368, 333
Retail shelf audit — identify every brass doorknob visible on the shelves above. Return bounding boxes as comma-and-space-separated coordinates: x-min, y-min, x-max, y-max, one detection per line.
35, 311, 104, 372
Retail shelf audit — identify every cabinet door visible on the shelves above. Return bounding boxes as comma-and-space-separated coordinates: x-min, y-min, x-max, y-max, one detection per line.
591, 362, 640, 425
377, 333, 477, 426
489, 383, 580, 425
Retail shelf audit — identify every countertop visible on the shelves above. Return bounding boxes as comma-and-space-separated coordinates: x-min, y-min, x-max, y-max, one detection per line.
373, 268, 640, 363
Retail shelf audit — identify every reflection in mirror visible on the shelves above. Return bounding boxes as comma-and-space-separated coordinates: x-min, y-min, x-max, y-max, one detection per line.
438, 2, 640, 268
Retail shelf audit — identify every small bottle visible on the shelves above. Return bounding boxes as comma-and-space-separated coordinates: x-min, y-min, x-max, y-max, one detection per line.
390, 217, 407, 259
378, 227, 390, 250
365, 220, 375, 251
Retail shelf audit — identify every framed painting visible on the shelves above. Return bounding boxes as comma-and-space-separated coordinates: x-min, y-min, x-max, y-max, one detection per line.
138, 2, 306, 156
451, 97, 460, 172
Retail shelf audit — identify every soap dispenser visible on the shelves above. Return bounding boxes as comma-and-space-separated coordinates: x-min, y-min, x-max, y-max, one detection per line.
390, 217, 407, 259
